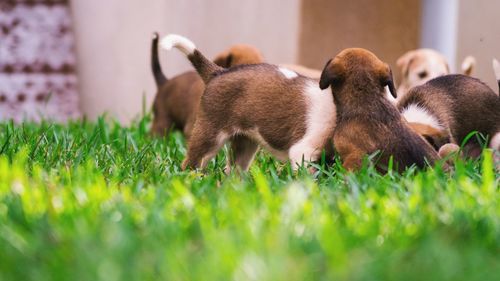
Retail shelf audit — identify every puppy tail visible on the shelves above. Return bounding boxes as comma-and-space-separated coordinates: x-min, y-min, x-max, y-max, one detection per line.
151, 32, 168, 87
493, 58, 500, 94
461, 56, 476, 76
160, 34, 223, 84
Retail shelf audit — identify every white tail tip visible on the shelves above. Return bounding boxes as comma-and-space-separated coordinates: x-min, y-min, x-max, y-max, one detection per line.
461, 56, 476, 75
492, 58, 500, 80
160, 34, 196, 56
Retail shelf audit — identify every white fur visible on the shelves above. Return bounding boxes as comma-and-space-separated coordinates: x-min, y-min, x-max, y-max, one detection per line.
490, 132, 500, 150
288, 82, 336, 169
493, 59, 500, 81
160, 34, 196, 56
384, 86, 397, 105
401, 104, 443, 131
461, 56, 476, 73
278, 67, 298, 79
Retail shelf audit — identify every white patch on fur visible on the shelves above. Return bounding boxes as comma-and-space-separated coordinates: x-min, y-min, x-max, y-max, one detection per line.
288, 81, 336, 169
278, 67, 298, 79
490, 132, 500, 150
401, 104, 443, 131
493, 59, 500, 81
384, 85, 397, 105
160, 34, 196, 55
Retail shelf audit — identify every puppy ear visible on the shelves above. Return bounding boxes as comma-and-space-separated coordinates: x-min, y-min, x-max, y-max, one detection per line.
383, 67, 398, 98
213, 52, 233, 68
396, 51, 415, 78
319, 58, 341, 90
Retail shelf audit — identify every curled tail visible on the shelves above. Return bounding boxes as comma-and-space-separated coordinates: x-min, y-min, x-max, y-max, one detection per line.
160, 34, 223, 84
493, 58, 500, 94
152, 33, 167, 87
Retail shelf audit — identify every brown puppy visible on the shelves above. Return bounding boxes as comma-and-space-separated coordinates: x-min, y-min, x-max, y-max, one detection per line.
398, 74, 500, 158
319, 48, 439, 172
160, 34, 336, 171
150, 33, 264, 138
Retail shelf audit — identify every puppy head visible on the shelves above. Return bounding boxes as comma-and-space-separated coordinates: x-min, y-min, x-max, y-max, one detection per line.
397, 49, 449, 90
408, 122, 450, 150
213, 44, 264, 67
319, 48, 397, 99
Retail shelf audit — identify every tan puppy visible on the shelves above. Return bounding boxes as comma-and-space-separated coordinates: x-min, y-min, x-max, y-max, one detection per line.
319, 48, 439, 172
396, 49, 476, 100
160, 34, 336, 171
398, 74, 500, 158
150, 33, 264, 138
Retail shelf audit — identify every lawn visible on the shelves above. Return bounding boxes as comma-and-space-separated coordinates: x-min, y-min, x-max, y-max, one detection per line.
0, 116, 498, 281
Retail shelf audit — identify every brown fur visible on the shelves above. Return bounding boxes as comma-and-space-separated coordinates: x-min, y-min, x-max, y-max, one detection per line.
408, 122, 450, 150
184, 64, 310, 169
173, 46, 335, 171
319, 48, 439, 172
398, 74, 500, 158
150, 38, 263, 137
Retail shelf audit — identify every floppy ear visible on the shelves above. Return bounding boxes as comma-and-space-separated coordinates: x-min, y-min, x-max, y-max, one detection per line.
213, 52, 233, 68
396, 51, 415, 78
381, 66, 398, 98
319, 58, 338, 90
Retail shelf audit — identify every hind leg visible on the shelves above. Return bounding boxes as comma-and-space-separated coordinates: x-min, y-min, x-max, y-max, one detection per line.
151, 116, 173, 137
182, 120, 229, 170
225, 135, 259, 173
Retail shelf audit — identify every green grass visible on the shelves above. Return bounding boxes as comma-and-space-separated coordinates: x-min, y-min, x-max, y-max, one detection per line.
0, 116, 498, 281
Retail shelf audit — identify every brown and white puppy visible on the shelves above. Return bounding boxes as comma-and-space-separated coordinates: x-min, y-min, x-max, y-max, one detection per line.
319, 48, 439, 172
396, 49, 476, 100
397, 74, 500, 158
150, 33, 264, 138
160, 34, 336, 171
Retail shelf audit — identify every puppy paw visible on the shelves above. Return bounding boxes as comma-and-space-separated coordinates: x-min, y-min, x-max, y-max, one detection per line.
438, 143, 460, 158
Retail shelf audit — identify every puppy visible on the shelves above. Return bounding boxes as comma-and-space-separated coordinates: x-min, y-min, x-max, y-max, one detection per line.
150, 33, 264, 138
397, 74, 500, 158
396, 49, 476, 100
160, 34, 336, 171
319, 48, 439, 172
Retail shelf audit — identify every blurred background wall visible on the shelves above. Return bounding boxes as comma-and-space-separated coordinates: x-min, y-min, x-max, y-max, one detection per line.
71, 0, 300, 123
456, 0, 500, 91
68, 0, 499, 123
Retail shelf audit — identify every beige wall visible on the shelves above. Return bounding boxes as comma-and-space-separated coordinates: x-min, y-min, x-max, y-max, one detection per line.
456, 0, 500, 90
298, 0, 421, 84
71, 0, 300, 123
71, 0, 499, 124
